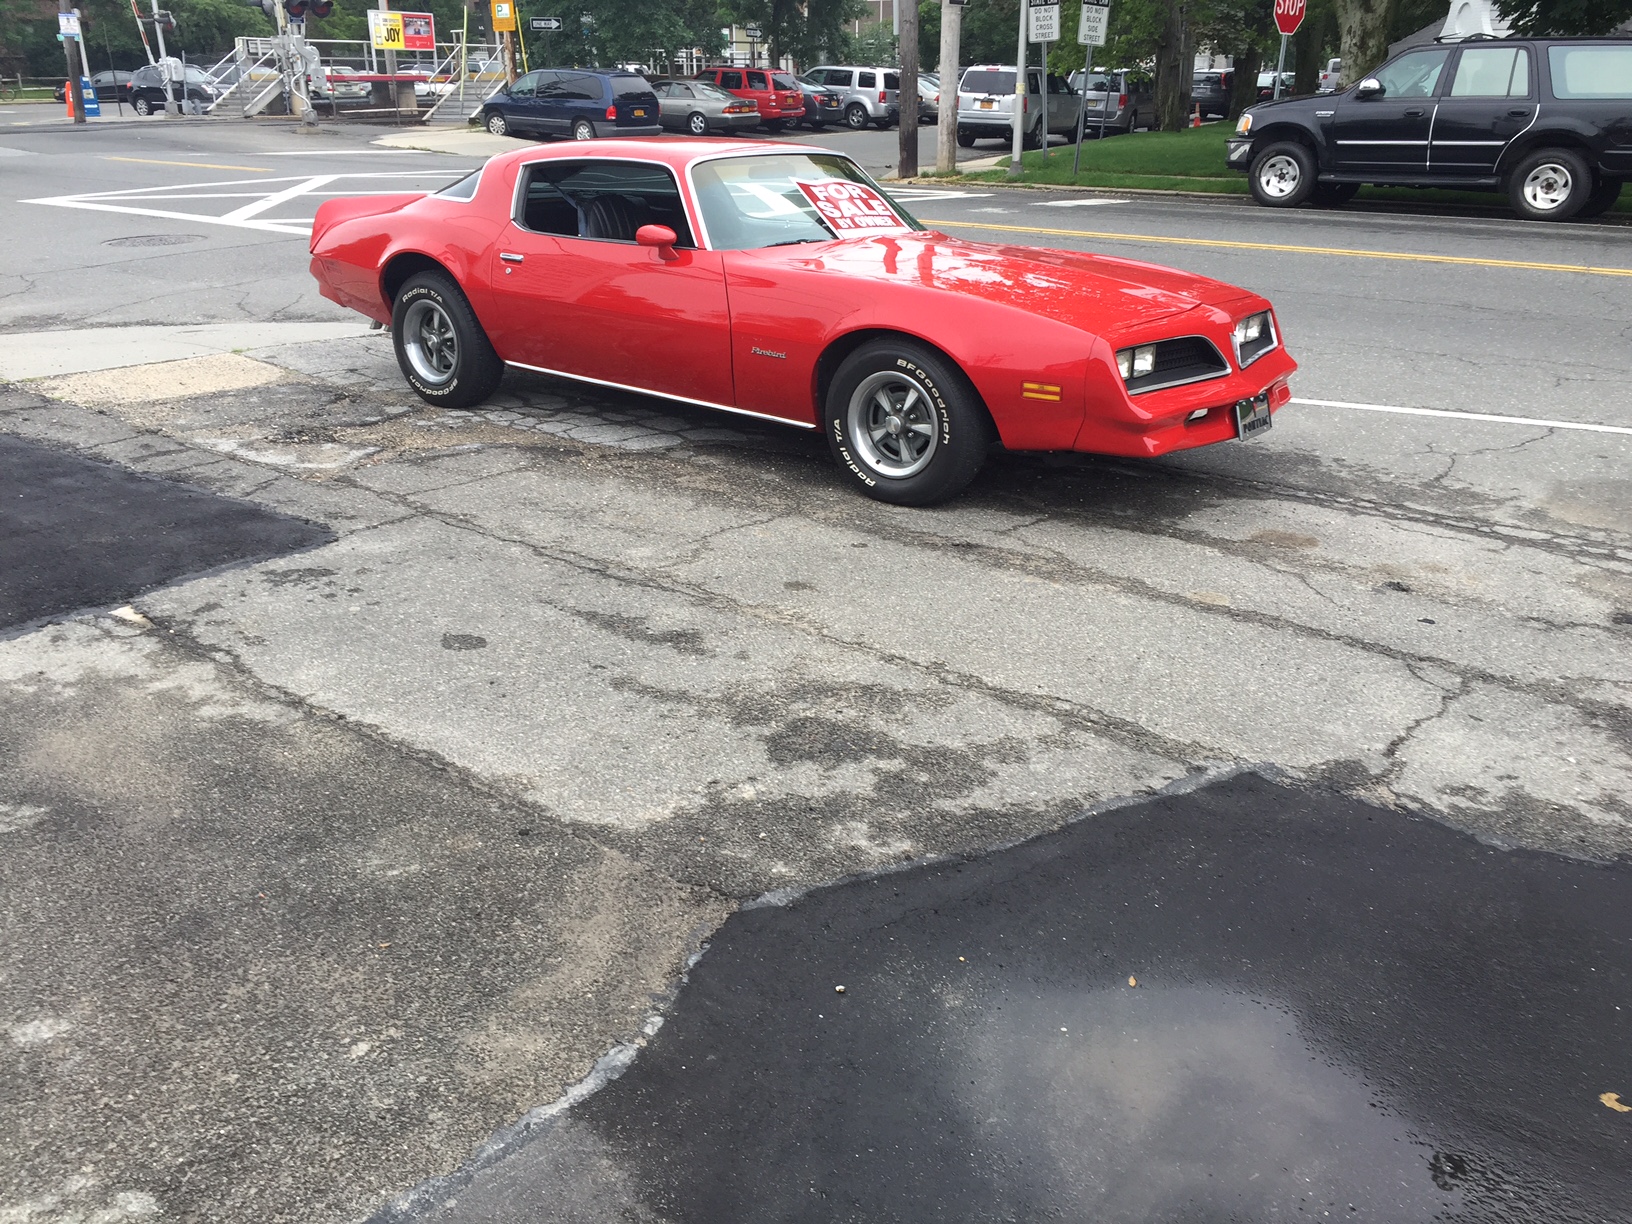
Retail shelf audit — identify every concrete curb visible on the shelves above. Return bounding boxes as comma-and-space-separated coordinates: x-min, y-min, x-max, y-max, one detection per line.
895, 175, 1253, 204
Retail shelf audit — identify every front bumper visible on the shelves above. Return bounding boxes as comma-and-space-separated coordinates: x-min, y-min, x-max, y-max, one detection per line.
1225, 137, 1254, 169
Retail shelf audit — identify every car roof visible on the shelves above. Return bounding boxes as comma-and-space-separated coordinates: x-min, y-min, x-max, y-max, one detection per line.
493, 138, 840, 175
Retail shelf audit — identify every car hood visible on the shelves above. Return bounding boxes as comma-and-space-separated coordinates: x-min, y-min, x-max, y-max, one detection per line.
749, 231, 1259, 330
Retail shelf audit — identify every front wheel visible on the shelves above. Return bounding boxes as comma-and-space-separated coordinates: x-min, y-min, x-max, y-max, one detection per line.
571, 118, 595, 140
1577, 174, 1624, 220
686, 111, 708, 136
845, 103, 868, 130
1249, 140, 1317, 207
825, 340, 992, 506
1508, 148, 1591, 220
391, 272, 504, 409
484, 110, 508, 137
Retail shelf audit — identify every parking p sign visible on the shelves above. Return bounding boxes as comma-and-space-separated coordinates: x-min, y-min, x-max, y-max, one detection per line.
1274, 0, 1307, 36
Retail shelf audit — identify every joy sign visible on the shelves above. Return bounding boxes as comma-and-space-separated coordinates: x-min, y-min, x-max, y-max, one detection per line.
795, 179, 915, 237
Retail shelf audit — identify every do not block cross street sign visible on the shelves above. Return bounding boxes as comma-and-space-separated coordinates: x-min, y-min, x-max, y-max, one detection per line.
1274, 0, 1307, 36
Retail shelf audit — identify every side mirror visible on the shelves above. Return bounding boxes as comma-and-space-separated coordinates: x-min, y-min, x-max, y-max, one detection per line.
636, 224, 679, 261
1355, 77, 1383, 99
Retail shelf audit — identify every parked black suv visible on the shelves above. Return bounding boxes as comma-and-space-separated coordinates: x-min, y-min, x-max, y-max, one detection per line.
1226, 37, 1632, 220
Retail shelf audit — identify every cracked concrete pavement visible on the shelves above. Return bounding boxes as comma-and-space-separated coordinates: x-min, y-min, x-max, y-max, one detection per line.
2, 121, 1630, 1222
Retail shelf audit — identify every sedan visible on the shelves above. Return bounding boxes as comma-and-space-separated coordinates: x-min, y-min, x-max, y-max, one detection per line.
55, 70, 133, 105
308, 140, 1295, 505
651, 80, 760, 136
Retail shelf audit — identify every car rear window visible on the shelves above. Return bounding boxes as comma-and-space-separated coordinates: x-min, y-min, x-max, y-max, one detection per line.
962, 70, 1015, 94
1076, 73, 1115, 92
771, 73, 797, 90
611, 75, 653, 98
1547, 45, 1632, 99
883, 72, 899, 90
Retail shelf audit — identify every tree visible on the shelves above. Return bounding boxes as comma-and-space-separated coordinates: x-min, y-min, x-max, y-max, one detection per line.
1332, 0, 1395, 85
1495, 0, 1632, 34
1152, 0, 1192, 129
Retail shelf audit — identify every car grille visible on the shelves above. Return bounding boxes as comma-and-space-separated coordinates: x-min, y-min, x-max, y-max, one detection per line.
1125, 336, 1230, 394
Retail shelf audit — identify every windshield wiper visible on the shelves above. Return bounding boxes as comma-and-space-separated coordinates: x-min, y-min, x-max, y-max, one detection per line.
764, 237, 828, 247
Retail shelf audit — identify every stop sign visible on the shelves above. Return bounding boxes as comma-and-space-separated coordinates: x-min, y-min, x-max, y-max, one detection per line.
1274, 0, 1306, 35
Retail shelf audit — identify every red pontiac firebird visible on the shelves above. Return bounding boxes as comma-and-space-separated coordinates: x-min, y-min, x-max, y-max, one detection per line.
309, 139, 1295, 505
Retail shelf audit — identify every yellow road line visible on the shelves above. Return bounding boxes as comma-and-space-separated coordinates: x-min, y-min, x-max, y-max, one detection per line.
105, 156, 272, 173
918, 217, 1632, 279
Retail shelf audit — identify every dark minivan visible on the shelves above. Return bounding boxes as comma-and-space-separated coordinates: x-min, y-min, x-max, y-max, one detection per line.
481, 69, 661, 141
1227, 36, 1632, 220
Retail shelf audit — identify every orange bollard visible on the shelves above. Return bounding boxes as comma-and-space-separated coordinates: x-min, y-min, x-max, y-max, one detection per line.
1191, 103, 1201, 127
65, 82, 73, 117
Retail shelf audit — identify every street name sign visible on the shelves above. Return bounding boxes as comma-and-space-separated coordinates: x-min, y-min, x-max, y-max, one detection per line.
1274, 0, 1307, 36
1078, 0, 1108, 46
1028, 0, 1059, 43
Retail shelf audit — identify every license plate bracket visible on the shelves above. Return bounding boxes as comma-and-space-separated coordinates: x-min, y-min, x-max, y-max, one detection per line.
1234, 392, 1272, 440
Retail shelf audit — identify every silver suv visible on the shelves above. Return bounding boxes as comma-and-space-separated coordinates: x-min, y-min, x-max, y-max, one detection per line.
801, 65, 900, 130
956, 65, 1081, 148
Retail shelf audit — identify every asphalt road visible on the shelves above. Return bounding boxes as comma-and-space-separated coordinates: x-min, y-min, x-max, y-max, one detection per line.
1, 114, 1629, 1223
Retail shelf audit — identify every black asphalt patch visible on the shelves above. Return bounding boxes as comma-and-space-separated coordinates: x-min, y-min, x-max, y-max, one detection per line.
0, 434, 330, 629
398, 774, 1631, 1224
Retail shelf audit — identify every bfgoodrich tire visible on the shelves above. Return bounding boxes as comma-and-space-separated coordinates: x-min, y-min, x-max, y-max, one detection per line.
1509, 147, 1591, 221
391, 272, 504, 409
1249, 140, 1317, 207
825, 340, 992, 506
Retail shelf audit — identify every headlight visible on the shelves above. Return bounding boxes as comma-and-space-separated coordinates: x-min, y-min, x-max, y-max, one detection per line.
1236, 112, 1253, 136
1232, 310, 1277, 367
1115, 344, 1156, 381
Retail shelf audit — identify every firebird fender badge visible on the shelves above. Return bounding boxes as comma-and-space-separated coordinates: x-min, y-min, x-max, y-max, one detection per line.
750, 346, 787, 360
1022, 381, 1062, 402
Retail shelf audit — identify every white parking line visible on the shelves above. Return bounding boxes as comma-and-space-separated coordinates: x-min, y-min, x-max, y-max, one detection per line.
1292, 397, 1632, 437
1039, 198, 1128, 207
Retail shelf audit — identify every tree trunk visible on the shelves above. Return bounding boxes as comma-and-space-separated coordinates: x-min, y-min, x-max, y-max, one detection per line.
1333, 0, 1396, 86
1292, 6, 1322, 96
1153, 0, 1192, 131
1228, 44, 1260, 118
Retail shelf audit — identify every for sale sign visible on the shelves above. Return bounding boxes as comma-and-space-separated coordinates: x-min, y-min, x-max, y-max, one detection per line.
795, 180, 915, 237
1273, 0, 1306, 36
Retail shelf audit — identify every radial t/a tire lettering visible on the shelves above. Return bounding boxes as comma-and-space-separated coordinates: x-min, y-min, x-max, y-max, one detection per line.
390, 271, 504, 410
825, 340, 993, 506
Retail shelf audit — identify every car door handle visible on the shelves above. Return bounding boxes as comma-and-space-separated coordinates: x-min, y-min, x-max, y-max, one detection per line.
1403, 107, 1425, 117
1507, 107, 1530, 116
499, 252, 524, 264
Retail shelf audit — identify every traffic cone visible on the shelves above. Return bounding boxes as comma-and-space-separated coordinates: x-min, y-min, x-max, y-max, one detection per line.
1191, 103, 1201, 127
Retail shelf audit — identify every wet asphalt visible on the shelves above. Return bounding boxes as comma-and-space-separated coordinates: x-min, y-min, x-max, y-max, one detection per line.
0, 435, 330, 630
397, 773, 1631, 1224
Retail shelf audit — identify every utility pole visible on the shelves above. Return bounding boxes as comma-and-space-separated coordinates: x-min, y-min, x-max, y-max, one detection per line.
1009, 0, 1027, 177
377, 0, 398, 109
897, 0, 920, 177
58, 0, 87, 123
935, 0, 962, 173
149, 0, 177, 112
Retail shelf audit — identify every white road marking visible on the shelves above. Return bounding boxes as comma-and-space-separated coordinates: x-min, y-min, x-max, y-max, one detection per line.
887, 189, 994, 202
1292, 397, 1632, 437
1039, 198, 1128, 207
22, 171, 463, 236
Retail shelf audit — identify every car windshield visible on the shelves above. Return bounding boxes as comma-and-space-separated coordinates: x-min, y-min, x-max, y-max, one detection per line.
691, 152, 922, 251
611, 75, 653, 98
962, 70, 1015, 95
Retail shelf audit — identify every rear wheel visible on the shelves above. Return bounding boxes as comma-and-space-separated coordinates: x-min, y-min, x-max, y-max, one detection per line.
956, 127, 976, 148
686, 110, 708, 136
571, 117, 595, 140
825, 339, 992, 506
484, 109, 508, 136
1574, 173, 1622, 220
1021, 121, 1042, 150
134, 95, 152, 116
845, 103, 869, 130
1508, 147, 1590, 221
1249, 140, 1316, 207
391, 272, 504, 410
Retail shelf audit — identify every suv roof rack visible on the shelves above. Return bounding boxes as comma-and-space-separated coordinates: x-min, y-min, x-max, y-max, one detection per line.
1434, 31, 1506, 42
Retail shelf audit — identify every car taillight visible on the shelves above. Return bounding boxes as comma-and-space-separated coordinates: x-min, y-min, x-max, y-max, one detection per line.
1119, 92, 1128, 107
605, 103, 616, 119
879, 90, 886, 102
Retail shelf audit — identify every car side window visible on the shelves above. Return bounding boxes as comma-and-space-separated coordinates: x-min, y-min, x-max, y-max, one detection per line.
567, 73, 604, 100
510, 70, 541, 99
1548, 45, 1632, 99
1028, 71, 1044, 95
858, 71, 875, 89
1448, 47, 1531, 98
719, 70, 743, 90
518, 160, 696, 248
746, 70, 767, 90
1048, 74, 1071, 94
1372, 48, 1449, 99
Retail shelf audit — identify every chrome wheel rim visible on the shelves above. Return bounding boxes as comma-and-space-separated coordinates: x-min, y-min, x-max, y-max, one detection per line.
402, 299, 458, 387
486, 113, 505, 134
846, 370, 940, 479
1523, 162, 1573, 211
689, 113, 707, 135
573, 121, 593, 139
1258, 154, 1301, 199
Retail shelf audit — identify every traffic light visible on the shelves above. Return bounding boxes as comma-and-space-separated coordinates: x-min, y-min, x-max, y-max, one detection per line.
309, 0, 332, 16
157, 10, 176, 32
285, 0, 309, 17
